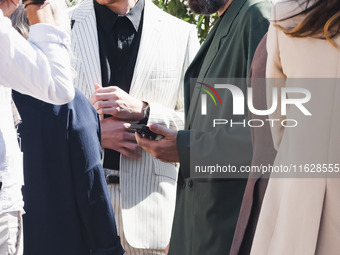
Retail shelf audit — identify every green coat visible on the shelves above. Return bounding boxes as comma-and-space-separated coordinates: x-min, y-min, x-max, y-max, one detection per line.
169, 0, 271, 254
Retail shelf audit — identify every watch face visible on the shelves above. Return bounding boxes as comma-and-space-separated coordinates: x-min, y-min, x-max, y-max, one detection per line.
143, 103, 150, 118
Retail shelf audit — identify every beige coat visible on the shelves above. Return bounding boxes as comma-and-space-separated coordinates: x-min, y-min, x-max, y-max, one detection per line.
251, 1, 340, 255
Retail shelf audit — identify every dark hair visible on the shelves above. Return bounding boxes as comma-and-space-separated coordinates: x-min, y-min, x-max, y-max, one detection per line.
277, 0, 340, 46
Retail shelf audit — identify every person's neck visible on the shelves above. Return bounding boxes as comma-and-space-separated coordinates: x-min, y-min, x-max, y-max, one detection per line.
218, 0, 233, 16
0, 0, 18, 17
105, 0, 138, 15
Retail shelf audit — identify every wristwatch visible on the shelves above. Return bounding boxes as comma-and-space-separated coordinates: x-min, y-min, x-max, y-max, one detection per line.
141, 101, 150, 124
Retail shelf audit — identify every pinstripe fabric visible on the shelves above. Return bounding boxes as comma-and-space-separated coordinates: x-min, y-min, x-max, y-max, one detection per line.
70, 0, 200, 249
70, 0, 101, 98
104, 169, 165, 255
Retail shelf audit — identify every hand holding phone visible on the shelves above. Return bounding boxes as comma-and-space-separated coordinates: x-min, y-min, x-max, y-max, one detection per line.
130, 124, 164, 140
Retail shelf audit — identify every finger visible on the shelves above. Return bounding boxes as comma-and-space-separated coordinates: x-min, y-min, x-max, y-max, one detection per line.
122, 140, 139, 151
90, 90, 114, 105
165, 244, 170, 255
123, 131, 137, 142
97, 107, 120, 116
135, 132, 155, 149
135, 132, 144, 146
94, 83, 102, 90
89, 91, 98, 105
94, 86, 119, 94
94, 100, 116, 111
93, 92, 119, 103
124, 122, 143, 133
125, 123, 136, 133
120, 147, 142, 159
149, 124, 172, 137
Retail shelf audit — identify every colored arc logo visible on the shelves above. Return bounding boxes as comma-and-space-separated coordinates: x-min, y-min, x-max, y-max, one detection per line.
196, 82, 223, 106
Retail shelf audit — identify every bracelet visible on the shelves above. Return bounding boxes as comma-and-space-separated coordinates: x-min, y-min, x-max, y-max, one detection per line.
24, 1, 49, 9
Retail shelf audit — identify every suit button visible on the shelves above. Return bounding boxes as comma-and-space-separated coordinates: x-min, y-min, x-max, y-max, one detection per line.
188, 180, 193, 188
182, 181, 186, 189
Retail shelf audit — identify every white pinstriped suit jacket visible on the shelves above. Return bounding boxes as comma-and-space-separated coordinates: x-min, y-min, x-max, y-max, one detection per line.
69, 0, 199, 249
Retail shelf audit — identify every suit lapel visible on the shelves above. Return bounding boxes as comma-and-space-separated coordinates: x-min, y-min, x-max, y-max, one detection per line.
184, 20, 219, 129
129, 0, 162, 98
199, 0, 248, 78
71, 0, 101, 96
185, 0, 248, 129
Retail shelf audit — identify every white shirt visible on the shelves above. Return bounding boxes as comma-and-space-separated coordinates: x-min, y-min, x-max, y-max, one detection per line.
0, 9, 75, 214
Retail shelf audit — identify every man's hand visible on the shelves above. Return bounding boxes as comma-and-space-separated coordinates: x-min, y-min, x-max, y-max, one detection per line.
165, 243, 170, 255
0, 0, 20, 17
101, 117, 141, 159
90, 86, 145, 121
135, 124, 179, 163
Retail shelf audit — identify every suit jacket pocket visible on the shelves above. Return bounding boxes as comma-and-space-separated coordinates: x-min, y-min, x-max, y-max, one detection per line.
143, 78, 179, 107
149, 69, 178, 80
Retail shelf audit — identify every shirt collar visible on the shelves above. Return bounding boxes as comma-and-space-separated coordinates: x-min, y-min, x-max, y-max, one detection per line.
124, 0, 144, 32
94, 0, 144, 33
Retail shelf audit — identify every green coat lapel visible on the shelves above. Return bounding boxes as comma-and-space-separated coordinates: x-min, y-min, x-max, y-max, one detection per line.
185, 0, 248, 129
198, 0, 248, 78
183, 18, 219, 129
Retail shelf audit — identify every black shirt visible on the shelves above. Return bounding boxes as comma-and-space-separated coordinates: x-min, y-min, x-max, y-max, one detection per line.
94, 0, 144, 170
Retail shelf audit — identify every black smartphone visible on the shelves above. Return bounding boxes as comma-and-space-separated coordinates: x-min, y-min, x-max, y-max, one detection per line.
130, 124, 164, 140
